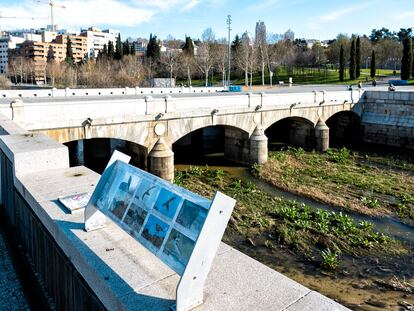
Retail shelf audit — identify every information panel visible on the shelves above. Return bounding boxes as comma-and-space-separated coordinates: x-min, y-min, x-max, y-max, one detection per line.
85, 156, 236, 310
86, 160, 223, 272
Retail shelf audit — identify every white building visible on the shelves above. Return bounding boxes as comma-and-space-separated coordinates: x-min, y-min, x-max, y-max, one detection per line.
80, 27, 119, 58
0, 33, 42, 74
284, 29, 295, 41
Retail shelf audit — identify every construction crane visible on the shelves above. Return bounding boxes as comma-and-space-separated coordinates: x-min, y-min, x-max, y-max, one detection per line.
0, 12, 40, 36
35, 0, 66, 32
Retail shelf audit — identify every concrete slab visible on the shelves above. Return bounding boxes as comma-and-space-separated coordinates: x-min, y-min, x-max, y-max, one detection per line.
285, 291, 349, 311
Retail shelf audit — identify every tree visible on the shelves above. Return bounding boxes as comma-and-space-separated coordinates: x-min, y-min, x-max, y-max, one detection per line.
65, 36, 74, 65
369, 28, 396, 43
401, 36, 413, 80
412, 39, 414, 78
232, 34, 241, 49
349, 39, 356, 80
123, 40, 131, 56
370, 50, 376, 78
147, 34, 161, 61
356, 36, 361, 78
181, 36, 195, 86
115, 34, 123, 60
108, 41, 115, 59
339, 44, 345, 81
196, 28, 216, 86
397, 28, 413, 42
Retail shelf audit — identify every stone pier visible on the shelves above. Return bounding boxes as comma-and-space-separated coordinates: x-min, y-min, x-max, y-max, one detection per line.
249, 126, 268, 164
148, 138, 174, 182
315, 119, 330, 152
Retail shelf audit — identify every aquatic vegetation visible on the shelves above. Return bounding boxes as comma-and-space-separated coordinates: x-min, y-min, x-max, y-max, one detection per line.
256, 149, 414, 221
321, 248, 341, 270
175, 166, 407, 267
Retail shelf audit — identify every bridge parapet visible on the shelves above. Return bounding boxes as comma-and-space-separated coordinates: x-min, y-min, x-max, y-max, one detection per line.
0, 86, 227, 99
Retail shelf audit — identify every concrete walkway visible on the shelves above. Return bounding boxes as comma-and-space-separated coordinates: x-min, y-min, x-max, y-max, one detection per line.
0, 228, 30, 311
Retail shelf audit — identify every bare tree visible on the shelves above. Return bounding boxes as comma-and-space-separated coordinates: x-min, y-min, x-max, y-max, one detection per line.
214, 38, 228, 86
196, 28, 216, 86
234, 32, 253, 86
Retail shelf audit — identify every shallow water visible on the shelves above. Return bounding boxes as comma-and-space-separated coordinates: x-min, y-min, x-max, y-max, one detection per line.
175, 156, 414, 310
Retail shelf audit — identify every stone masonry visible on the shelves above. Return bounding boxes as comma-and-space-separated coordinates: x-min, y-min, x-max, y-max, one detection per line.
0, 230, 30, 311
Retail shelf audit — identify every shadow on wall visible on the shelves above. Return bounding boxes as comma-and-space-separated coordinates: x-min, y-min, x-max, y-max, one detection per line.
265, 117, 315, 151
326, 111, 362, 148
65, 138, 148, 174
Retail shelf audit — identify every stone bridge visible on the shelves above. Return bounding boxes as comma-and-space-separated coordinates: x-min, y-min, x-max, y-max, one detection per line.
0, 88, 364, 181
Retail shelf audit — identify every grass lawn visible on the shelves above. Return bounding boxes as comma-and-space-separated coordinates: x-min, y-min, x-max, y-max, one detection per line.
255, 148, 414, 222
180, 67, 401, 87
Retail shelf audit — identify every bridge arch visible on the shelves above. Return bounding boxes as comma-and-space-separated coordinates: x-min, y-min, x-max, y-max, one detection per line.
64, 137, 148, 174
265, 116, 316, 150
326, 110, 362, 147
172, 124, 250, 165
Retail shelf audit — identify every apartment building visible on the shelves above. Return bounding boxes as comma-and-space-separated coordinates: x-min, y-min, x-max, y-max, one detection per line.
0, 33, 42, 74
9, 34, 87, 83
54, 34, 88, 62
80, 26, 118, 58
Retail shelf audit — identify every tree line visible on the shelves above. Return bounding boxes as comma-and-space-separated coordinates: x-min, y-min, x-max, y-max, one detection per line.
6, 27, 414, 88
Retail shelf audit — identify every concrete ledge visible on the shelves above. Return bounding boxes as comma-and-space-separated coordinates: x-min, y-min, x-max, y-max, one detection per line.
0, 133, 69, 178
15, 165, 348, 310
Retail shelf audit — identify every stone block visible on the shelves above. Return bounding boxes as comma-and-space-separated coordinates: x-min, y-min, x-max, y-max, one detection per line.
0, 133, 69, 178
286, 291, 349, 311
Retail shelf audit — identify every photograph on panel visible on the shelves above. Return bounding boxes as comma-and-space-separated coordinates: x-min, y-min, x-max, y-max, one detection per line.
163, 229, 195, 267
176, 200, 208, 237
153, 188, 181, 220
141, 214, 170, 249
108, 173, 140, 220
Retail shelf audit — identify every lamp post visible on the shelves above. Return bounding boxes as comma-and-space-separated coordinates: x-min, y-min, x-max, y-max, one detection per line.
227, 15, 232, 87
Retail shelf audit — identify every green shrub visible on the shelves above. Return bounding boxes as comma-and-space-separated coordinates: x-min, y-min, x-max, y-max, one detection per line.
321, 248, 340, 270
326, 147, 350, 164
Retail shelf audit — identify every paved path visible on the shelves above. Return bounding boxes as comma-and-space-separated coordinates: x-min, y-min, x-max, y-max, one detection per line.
0, 230, 30, 311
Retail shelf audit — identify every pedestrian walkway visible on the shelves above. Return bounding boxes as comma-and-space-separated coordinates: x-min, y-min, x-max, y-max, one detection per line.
0, 230, 30, 311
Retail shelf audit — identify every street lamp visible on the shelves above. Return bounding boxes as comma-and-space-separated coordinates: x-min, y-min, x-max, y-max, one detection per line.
226, 15, 232, 87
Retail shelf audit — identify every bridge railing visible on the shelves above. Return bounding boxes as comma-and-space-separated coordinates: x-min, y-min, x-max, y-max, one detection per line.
0, 86, 226, 99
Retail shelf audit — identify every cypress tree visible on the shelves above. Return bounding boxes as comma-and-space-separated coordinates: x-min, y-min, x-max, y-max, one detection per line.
401, 36, 413, 80
123, 40, 130, 56
147, 34, 161, 61
115, 34, 123, 60
108, 41, 115, 59
130, 45, 136, 56
339, 45, 345, 82
182, 36, 194, 57
349, 39, 356, 80
412, 38, 414, 78
356, 36, 361, 78
65, 36, 74, 65
370, 50, 376, 78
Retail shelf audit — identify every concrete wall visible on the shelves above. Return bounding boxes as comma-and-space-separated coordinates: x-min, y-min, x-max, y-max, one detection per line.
361, 91, 414, 149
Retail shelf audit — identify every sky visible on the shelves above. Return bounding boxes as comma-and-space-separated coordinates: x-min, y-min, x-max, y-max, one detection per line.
0, 0, 413, 41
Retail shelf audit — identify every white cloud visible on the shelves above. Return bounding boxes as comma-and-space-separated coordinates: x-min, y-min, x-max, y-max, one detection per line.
133, 0, 201, 11
320, 5, 364, 22
180, 0, 201, 12
0, 0, 203, 31
248, 0, 279, 11
395, 11, 414, 19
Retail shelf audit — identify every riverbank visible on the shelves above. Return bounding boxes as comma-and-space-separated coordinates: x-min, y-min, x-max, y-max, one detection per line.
255, 147, 414, 224
174, 166, 413, 310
